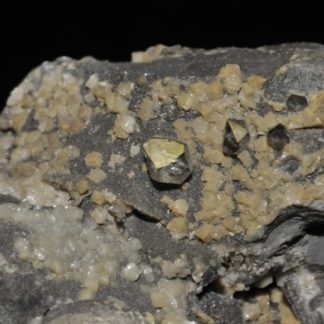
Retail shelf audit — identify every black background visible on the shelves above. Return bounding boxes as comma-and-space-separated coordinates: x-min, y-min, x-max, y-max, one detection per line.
1, 1, 323, 108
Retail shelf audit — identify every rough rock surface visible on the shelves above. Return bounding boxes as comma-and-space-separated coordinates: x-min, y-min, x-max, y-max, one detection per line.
0, 43, 323, 323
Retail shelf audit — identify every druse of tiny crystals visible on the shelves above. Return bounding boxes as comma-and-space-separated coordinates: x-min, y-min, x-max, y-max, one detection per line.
1, 204, 142, 300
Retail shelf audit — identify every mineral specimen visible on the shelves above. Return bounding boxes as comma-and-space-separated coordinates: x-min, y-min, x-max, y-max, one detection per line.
0, 43, 324, 323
